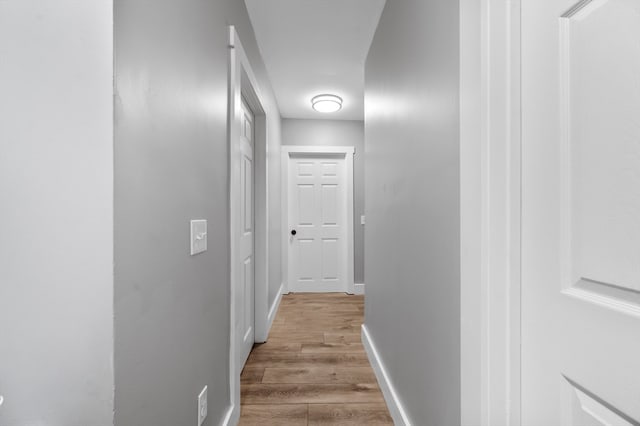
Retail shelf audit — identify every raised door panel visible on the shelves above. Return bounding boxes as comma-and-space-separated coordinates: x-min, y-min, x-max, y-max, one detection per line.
297, 161, 314, 177
243, 155, 253, 235
321, 184, 338, 226
564, 380, 637, 426
243, 257, 253, 339
321, 238, 339, 282
296, 184, 316, 227
242, 99, 254, 147
295, 238, 317, 282
321, 161, 338, 177
563, 0, 640, 296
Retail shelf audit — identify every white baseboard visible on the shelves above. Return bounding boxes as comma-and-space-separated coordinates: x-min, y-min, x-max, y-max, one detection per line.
265, 282, 285, 336
361, 324, 412, 426
354, 282, 365, 295
220, 403, 239, 426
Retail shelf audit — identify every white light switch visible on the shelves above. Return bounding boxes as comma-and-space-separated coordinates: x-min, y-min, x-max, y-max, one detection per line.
190, 220, 207, 256
361, 215, 366, 225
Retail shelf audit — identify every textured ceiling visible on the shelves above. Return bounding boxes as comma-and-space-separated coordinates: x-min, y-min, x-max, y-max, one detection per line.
245, 0, 386, 120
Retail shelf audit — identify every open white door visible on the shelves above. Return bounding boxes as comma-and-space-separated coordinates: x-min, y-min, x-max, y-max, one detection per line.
282, 147, 354, 294
521, 0, 640, 424
238, 98, 255, 367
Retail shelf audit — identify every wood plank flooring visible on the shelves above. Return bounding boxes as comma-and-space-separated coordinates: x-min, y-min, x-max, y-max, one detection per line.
239, 293, 393, 425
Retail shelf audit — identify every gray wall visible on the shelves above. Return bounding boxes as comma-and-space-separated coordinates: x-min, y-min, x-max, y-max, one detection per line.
0, 1, 114, 425
114, 1, 281, 425
364, 0, 461, 424
282, 119, 365, 285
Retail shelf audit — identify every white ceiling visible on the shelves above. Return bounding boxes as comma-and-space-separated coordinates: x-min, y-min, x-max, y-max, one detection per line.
245, 0, 386, 121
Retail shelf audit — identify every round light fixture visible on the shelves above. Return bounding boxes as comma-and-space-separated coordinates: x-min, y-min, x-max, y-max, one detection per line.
311, 94, 343, 113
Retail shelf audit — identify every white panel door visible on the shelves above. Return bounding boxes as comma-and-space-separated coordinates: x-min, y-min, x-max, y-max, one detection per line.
288, 154, 348, 292
239, 99, 254, 367
522, 0, 640, 424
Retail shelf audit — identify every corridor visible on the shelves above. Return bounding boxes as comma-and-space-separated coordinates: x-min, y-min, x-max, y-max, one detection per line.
5, 0, 640, 424
239, 293, 392, 425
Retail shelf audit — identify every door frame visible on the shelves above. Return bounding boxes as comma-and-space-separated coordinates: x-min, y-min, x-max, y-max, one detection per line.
226, 25, 270, 425
460, 1, 522, 425
281, 146, 355, 294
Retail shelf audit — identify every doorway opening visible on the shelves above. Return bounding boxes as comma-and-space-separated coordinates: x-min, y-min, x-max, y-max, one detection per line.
227, 25, 271, 425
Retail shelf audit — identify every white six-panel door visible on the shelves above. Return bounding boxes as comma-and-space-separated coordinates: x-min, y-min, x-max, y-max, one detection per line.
522, 0, 640, 424
239, 98, 255, 368
286, 151, 352, 293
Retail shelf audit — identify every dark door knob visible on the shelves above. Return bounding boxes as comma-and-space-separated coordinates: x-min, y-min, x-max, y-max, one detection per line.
291, 229, 297, 236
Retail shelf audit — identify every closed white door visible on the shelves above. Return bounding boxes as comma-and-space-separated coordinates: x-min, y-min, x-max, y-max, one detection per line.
287, 153, 349, 292
522, 0, 640, 424
239, 98, 254, 367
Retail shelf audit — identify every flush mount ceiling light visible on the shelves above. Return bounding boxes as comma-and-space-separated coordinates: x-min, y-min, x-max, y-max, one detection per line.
311, 94, 343, 113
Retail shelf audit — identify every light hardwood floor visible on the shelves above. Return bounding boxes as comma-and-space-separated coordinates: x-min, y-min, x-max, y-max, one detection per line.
239, 293, 393, 425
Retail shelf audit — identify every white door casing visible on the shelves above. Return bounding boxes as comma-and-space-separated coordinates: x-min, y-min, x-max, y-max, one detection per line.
239, 98, 255, 367
521, 0, 640, 424
282, 146, 355, 294
459, 0, 522, 424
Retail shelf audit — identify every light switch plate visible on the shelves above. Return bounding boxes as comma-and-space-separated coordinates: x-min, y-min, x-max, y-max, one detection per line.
190, 220, 207, 256
197, 385, 208, 426
361, 215, 366, 225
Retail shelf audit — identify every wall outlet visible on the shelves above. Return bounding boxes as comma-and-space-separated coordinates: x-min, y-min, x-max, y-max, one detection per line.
190, 220, 208, 256
197, 385, 207, 426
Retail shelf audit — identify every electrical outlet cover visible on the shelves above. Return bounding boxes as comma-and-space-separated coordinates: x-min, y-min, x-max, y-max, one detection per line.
197, 386, 208, 426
